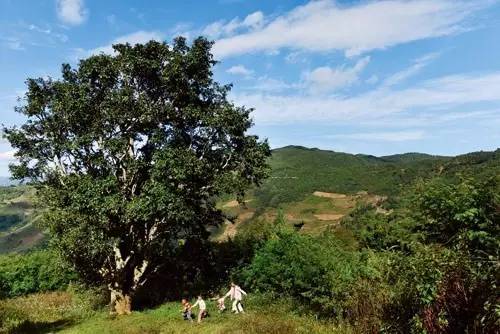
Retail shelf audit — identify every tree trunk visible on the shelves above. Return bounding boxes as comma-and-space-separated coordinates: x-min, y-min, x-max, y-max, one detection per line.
110, 289, 132, 315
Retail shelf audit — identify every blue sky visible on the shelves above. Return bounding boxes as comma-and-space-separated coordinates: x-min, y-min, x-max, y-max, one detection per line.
1, 0, 500, 176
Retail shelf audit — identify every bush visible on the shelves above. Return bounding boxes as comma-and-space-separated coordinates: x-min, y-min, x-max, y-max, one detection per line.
0, 250, 77, 298
342, 203, 419, 251
414, 176, 499, 258
409, 176, 500, 333
239, 225, 372, 319
382, 243, 499, 334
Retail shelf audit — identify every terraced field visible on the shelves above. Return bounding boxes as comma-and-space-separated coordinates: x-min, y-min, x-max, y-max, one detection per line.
216, 190, 387, 238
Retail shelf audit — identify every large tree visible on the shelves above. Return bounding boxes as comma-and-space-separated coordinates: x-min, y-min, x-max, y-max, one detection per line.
4, 37, 270, 314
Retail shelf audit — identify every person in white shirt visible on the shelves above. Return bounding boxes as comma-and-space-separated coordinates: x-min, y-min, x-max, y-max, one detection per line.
224, 282, 247, 313
192, 295, 207, 323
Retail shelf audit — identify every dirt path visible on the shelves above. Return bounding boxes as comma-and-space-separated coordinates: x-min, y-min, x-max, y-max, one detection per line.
217, 211, 255, 241
313, 213, 345, 221
222, 199, 253, 208
312, 191, 347, 199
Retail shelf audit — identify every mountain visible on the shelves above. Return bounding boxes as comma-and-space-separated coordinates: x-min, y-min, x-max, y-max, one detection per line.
0, 177, 18, 187
0, 186, 43, 253
253, 146, 453, 209
380, 152, 449, 163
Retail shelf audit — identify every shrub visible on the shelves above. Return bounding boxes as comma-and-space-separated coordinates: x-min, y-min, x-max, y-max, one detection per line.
382, 243, 499, 334
0, 250, 77, 298
414, 176, 499, 258
239, 225, 372, 319
409, 176, 500, 333
342, 204, 419, 251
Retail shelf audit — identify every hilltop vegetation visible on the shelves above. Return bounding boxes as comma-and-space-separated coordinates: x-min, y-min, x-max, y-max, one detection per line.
258, 146, 499, 207
256, 146, 448, 208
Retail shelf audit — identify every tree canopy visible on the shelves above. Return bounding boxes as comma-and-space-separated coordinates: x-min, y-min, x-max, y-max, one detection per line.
4, 37, 270, 314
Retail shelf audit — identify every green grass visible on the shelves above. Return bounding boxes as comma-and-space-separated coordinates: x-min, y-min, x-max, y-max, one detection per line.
1, 291, 352, 334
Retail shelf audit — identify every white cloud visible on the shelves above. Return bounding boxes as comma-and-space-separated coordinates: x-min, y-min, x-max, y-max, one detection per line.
285, 51, 308, 64
227, 65, 254, 77
4, 38, 24, 51
28, 24, 51, 34
86, 31, 164, 56
382, 52, 440, 87
56, 0, 88, 26
305, 56, 370, 93
28, 23, 68, 43
358, 109, 500, 128
202, 11, 264, 39
246, 76, 298, 92
242, 11, 264, 30
233, 71, 500, 124
328, 130, 425, 142
169, 23, 193, 39
212, 0, 487, 59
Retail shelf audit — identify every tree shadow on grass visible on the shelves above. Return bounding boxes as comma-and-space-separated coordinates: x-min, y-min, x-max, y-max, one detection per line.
12, 319, 74, 334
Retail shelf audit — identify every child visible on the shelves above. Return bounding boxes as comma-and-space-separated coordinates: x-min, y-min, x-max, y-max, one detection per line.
217, 296, 226, 312
181, 298, 193, 322
210, 295, 226, 313
192, 295, 208, 323
211, 295, 226, 312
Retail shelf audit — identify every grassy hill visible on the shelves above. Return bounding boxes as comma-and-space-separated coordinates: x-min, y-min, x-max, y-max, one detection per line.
0, 146, 498, 333
253, 146, 452, 209
0, 186, 44, 254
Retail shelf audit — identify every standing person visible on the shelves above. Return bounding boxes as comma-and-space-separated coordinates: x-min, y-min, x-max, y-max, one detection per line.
181, 299, 193, 322
225, 282, 247, 314
192, 295, 208, 323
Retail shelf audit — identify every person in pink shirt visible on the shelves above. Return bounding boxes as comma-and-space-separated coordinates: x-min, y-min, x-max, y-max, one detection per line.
224, 282, 247, 313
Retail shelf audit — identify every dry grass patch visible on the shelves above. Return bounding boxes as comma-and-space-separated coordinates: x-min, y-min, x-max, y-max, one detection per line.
312, 191, 347, 199
313, 214, 344, 221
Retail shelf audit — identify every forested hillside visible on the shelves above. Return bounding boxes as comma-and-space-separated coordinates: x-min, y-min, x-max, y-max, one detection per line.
254, 146, 449, 208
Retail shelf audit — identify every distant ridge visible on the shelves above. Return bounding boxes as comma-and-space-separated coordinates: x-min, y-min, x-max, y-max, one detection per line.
380, 152, 450, 163
0, 177, 18, 187
273, 145, 500, 163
